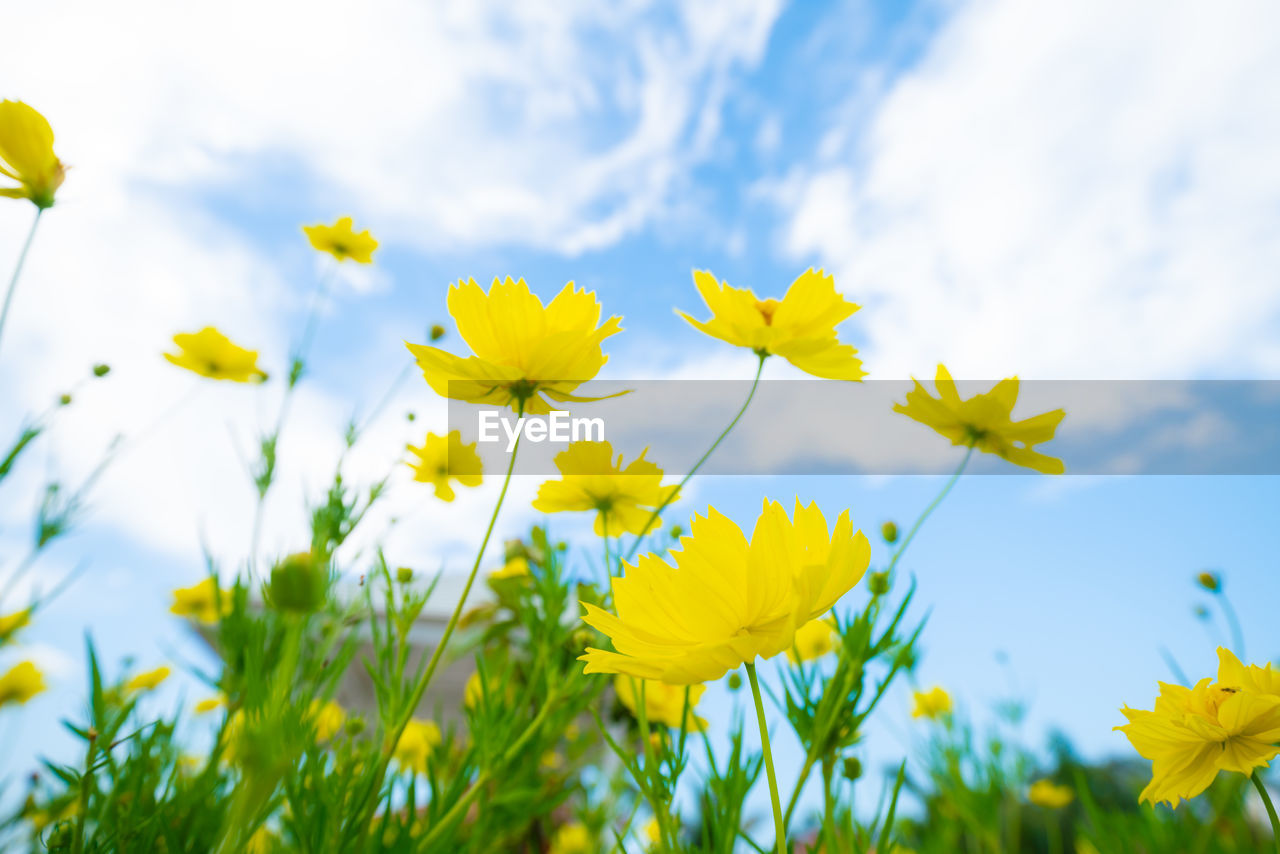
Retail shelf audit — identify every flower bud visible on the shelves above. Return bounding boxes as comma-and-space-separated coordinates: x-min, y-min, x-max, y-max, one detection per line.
92, 363, 111, 378
881, 521, 899, 544
669, 524, 684, 539
344, 717, 366, 737
429, 324, 446, 342
58, 393, 72, 406
727, 672, 743, 692
396, 566, 414, 585
868, 571, 890, 597
406, 411, 416, 422
268, 552, 328, 614
841, 756, 862, 781
1196, 571, 1221, 593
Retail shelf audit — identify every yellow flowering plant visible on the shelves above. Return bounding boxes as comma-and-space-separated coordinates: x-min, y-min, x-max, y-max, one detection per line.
405, 430, 483, 501
1117, 648, 1280, 812
894, 364, 1065, 474
0, 100, 65, 209
405, 276, 623, 415
532, 440, 679, 537
164, 327, 269, 383
679, 267, 866, 381
1, 252, 1096, 854
302, 216, 379, 264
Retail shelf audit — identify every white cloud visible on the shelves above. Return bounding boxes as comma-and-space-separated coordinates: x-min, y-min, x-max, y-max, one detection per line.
0, 0, 784, 580
775, 0, 1280, 380
3, 0, 781, 255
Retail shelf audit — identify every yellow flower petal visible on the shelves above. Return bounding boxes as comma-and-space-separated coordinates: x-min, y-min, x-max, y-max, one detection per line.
579, 499, 869, 684
164, 327, 267, 383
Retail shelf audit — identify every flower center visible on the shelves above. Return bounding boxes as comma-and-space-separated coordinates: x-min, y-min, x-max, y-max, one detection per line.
754, 298, 781, 325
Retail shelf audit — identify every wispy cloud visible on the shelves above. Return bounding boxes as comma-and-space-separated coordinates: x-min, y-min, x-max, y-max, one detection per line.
772, 0, 1280, 380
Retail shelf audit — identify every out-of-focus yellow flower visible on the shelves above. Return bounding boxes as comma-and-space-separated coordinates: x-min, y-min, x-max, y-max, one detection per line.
170, 577, 231, 624
245, 825, 277, 854
405, 277, 622, 415
464, 669, 516, 710
302, 216, 378, 264
615, 675, 707, 731
911, 686, 952, 720
406, 431, 482, 502
0, 101, 65, 209
549, 822, 593, 854
644, 818, 661, 845
488, 555, 529, 582
1116, 647, 1280, 807
539, 750, 564, 771
679, 268, 865, 381
0, 608, 32, 646
894, 365, 1064, 474
194, 695, 225, 715
164, 328, 268, 383
0, 660, 45, 706
1028, 779, 1074, 808
125, 666, 171, 694
309, 699, 346, 741
533, 441, 679, 537
580, 499, 870, 684
27, 800, 77, 833
393, 718, 442, 775
788, 618, 837, 664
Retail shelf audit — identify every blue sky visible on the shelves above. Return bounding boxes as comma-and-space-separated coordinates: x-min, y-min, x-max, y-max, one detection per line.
2, 0, 1279, 818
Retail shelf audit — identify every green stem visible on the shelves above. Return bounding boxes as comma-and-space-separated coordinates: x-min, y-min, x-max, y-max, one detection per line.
747, 663, 786, 854
355, 419, 523, 843
635, 678, 673, 849
416, 693, 558, 849
1218, 591, 1246, 661
885, 444, 974, 576
624, 352, 767, 563
71, 732, 95, 854
0, 207, 43, 362
249, 266, 336, 573
1252, 772, 1280, 854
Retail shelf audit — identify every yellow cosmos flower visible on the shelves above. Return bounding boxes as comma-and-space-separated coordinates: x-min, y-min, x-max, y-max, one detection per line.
1029, 779, 1074, 808
549, 822, 593, 854
678, 268, 866, 381
405, 277, 623, 415
302, 216, 378, 264
0, 608, 32, 646
787, 618, 837, 664
309, 699, 346, 741
164, 327, 268, 383
170, 577, 231, 624
393, 718, 442, 775
0, 101, 66, 208
894, 365, 1065, 474
911, 686, 953, 720
533, 441, 679, 537
406, 431, 483, 502
194, 695, 225, 715
1116, 648, 1280, 807
580, 498, 870, 684
488, 555, 530, 582
125, 666, 171, 694
0, 660, 46, 706
615, 675, 708, 731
